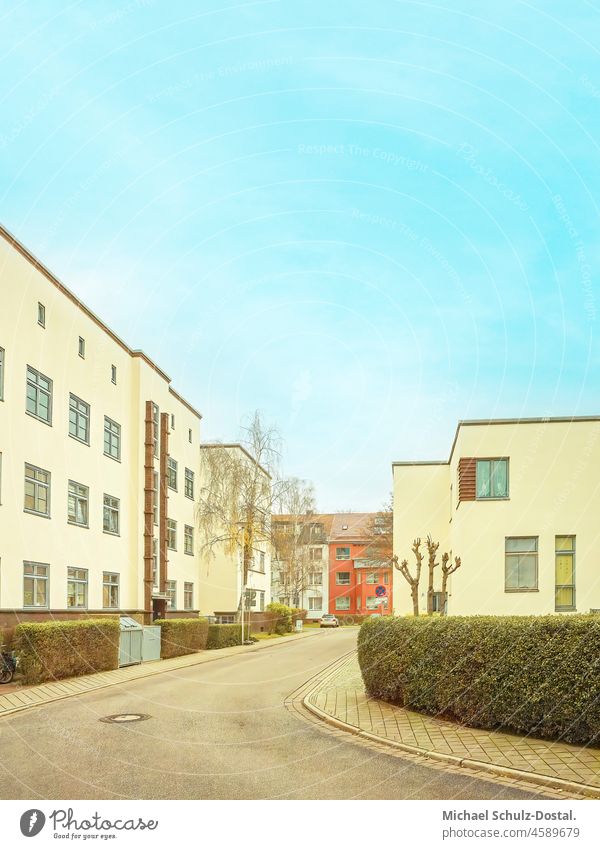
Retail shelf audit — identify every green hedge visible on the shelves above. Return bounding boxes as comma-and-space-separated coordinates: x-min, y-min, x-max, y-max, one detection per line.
206, 623, 243, 649
337, 614, 375, 626
15, 619, 119, 685
266, 602, 293, 634
154, 618, 209, 658
358, 615, 600, 745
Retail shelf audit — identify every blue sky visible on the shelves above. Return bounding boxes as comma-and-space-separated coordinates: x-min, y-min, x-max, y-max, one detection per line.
1, 1, 599, 510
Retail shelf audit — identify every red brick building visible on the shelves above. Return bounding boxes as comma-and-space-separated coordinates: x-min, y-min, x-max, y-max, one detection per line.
328, 513, 393, 618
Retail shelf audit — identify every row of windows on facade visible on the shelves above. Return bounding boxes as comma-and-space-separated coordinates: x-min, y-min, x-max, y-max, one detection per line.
24, 462, 196, 553
277, 595, 387, 612
34, 303, 117, 383
504, 535, 576, 611
23, 563, 194, 610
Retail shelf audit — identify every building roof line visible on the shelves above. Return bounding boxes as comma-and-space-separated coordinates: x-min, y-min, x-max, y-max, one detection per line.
393, 415, 600, 469
200, 442, 272, 478
0, 222, 202, 421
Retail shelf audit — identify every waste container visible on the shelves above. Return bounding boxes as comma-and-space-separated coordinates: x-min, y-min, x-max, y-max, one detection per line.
119, 616, 143, 667
294, 619, 303, 632
142, 625, 161, 662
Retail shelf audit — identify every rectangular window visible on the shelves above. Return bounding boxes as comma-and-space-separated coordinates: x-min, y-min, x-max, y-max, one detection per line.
335, 596, 350, 610
153, 470, 159, 525
505, 537, 538, 591
167, 457, 178, 491
184, 524, 194, 555
366, 572, 378, 584
111, 365, 117, 384
152, 403, 159, 458
308, 596, 322, 611
170, 414, 175, 430
383, 572, 390, 585
188, 428, 193, 443
37, 302, 46, 327
555, 535, 576, 611
184, 582, 193, 610
68, 480, 89, 527
152, 538, 158, 588
336, 547, 350, 560
258, 590, 265, 612
432, 591, 444, 613
24, 463, 51, 516
26, 365, 52, 424
309, 571, 323, 585
0, 347, 4, 400
167, 519, 177, 550
259, 551, 265, 573
103, 494, 120, 535
336, 572, 351, 585
78, 337, 85, 358
69, 393, 90, 444
310, 547, 322, 561
476, 458, 509, 499
104, 416, 121, 460
24, 561, 48, 608
167, 580, 176, 610
67, 567, 88, 609
103, 572, 119, 608
184, 467, 194, 499
366, 596, 380, 610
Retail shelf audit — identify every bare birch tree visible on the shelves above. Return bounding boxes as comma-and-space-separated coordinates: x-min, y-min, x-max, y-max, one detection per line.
271, 479, 317, 605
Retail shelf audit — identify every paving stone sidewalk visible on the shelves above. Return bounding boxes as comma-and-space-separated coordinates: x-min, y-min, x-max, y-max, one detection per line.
0, 629, 321, 719
305, 653, 600, 797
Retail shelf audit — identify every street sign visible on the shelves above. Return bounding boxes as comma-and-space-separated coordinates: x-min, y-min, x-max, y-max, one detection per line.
375, 585, 386, 597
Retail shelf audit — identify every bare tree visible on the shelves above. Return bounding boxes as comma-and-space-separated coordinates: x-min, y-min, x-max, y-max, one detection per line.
393, 538, 424, 616
271, 479, 317, 606
363, 498, 394, 568
440, 552, 462, 615
425, 535, 440, 615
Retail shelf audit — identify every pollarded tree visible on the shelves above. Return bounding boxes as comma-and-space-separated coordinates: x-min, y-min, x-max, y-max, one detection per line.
425, 535, 440, 615
440, 552, 462, 615
393, 538, 424, 616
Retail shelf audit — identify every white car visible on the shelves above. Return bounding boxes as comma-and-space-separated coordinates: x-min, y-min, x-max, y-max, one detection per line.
319, 614, 339, 628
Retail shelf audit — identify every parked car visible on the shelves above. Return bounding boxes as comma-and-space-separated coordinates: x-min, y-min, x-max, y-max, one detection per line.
319, 614, 339, 628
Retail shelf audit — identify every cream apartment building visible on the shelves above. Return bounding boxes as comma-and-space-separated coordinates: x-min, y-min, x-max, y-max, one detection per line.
393, 417, 600, 616
0, 224, 205, 628
271, 514, 332, 620
198, 443, 272, 622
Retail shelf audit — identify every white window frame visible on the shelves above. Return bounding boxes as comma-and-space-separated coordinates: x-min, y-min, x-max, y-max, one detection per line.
505, 536, 538, 591
476, 458, 509, 500
335, 596, 350, 610
167, 580, 177, 610
67, 567, 88, 609
68, 480, 89, 527
103, 494, 120, 535
24, 463, 51, 517
336, 571, 351, 585
103, 572, 120, 609
308, 596, 322, 611
24, 561, 49, 608
184, 582, 194, 610
336, 547, 350, 560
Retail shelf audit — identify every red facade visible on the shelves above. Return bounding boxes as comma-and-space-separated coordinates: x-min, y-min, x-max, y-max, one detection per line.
328, 539, 393, 617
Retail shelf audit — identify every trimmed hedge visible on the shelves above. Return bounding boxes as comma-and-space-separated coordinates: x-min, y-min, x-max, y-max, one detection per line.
206, 623, 243, 649
337, 614, 375, 626
358, 615, 600, 745
154, 618, 209, 659
266, 602, 293, 634
15, 619, 119, 685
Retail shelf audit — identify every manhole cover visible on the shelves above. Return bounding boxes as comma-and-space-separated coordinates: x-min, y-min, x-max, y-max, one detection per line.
100, 713, 151, 724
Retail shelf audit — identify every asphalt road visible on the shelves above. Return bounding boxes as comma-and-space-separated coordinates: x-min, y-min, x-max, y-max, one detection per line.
0, 629, 545, 800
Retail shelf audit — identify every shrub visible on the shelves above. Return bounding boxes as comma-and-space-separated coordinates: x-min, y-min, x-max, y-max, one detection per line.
266, 602, 293, 634
206, 623, 243, 649
357, 615, 600, 745
290, 608, 307, 622
337, 614, 374, 626
154, 618, 209, 659
15, 619, 119, 685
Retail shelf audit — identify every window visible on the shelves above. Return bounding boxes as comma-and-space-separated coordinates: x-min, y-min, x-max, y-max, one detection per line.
153, 470, 159, 525
556, 536, 576, 611
167, 580, 176, 610
367, 596, 382, 610
170, 413, 175, 430
215, 614, 235, 624
152, 403, 159, 458
310, 547, 322, 561
104, 416, 121, 460
335, 596, 350, 610
505, 537, 538, 591
336, 572, 351, 585
37, 302, 46, 327
0, 347, 4, 400
366, 572, 378, 584
184, 582, 194, 610
69, 393, 90, 444
111, 365, 117, 384
167, 457, 178, 490
309, 571, 323, 585
152, 538, 158, 588
336, 547, 350, 560
103, 572, 119, 608
167, 519, 177, 550
476, 458, 509, 499
24, 562, 48, 607
188, 428, 193, 443
67, 568, 88, 608
432, 591, 444, 613
184, 467, 194, 499
78, 337, 85, 358
103, 494, 120, 535
383, 572, 390, 585
308, 597, 322, 611
258, 590, 265, 612
68, 481, 89, 527
24, 463, 51, 516
184, 524, 194, 555
259, 551, 266, 573
26, 366, 52, 423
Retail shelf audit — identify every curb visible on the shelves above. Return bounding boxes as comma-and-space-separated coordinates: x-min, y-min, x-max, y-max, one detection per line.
0, 626, 324, 721
301, 657, 600, 800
